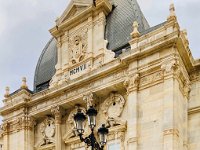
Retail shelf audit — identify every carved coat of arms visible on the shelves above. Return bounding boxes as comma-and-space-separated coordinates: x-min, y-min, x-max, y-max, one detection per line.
69, 32, 87, 64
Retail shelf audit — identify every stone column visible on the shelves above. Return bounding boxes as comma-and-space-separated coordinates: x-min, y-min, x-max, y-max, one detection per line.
124, 73, 139, 150
161, 58, 180, 150
51, 105, 62, 150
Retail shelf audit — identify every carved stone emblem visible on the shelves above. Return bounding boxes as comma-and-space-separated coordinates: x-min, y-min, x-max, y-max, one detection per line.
102, 93, 126, 127
69, 33, 87, 64
40, 117, 55, 146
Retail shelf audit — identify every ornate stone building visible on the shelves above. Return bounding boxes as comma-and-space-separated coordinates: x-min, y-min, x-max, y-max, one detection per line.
0, 0, 200, 150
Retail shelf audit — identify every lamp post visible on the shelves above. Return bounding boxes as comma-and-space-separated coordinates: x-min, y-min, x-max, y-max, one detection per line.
74, 106, 109, 150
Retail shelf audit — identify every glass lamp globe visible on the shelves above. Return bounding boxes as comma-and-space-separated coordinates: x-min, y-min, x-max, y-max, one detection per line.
74, 109, 86, 134
86, 106, 97, 129
98, 124, 109, 147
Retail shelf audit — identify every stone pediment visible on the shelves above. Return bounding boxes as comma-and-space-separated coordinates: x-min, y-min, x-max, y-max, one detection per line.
57, 0, 93, 25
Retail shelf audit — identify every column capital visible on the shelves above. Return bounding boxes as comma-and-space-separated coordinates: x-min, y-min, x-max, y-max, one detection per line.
161, 58, 180, 76
124, 73, 140, 94
83, 91, 94, 109
51, 105, 63, 124
1, 121, 9, 135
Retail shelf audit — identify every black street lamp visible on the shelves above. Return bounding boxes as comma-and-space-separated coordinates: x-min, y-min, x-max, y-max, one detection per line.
74, 106, 109, 150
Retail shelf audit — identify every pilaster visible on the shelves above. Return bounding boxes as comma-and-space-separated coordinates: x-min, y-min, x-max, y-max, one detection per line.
161, 58, 180, 150
51, 105, 63, 150
124, 73, 139, 150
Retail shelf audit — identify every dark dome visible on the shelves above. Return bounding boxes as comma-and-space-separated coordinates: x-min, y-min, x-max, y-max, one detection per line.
34, 38, 57, 92
34, 0, 150, 92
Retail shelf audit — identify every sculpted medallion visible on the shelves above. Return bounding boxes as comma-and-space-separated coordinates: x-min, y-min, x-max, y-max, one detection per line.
40, 117, 55, 146
102, 93, 126, 127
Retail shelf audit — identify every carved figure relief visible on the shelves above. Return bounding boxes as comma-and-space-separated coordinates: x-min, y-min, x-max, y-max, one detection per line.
102, 93, 126, 127
69, 30, 88, 65
40, 117, 55, 146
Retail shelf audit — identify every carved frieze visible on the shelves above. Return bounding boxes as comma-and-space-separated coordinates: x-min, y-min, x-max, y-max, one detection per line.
102, 93, 126, 127
140, 71, 163, 86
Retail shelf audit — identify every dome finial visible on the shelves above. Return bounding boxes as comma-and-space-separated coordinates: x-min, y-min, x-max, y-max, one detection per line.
21, 77, 28, 89
131, 21, 140, 38
167, 2, 177, 21
4, 86, 10, 98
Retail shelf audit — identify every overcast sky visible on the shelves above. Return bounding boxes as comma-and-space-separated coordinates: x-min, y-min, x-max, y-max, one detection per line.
0, 0, 199, 104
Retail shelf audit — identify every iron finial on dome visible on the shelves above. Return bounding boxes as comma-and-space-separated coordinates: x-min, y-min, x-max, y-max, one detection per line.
4, 86, 10, 98
131, 21, 140, 38
167, 3, 177, 21
21, 77, 28, 89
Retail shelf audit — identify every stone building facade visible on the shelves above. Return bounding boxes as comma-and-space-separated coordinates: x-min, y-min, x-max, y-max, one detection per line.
0, 0, 200, 150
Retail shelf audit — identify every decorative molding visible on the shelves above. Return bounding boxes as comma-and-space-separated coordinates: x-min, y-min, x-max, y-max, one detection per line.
140, 71, 163, 86
102, 93, 126, 127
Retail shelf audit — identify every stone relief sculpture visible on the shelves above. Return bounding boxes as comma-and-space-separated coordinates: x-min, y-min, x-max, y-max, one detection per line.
102, 93, 126, 127
39, 117, 55, 146
69, 31, 88, 65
